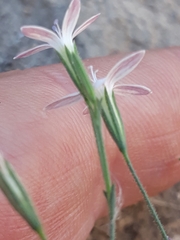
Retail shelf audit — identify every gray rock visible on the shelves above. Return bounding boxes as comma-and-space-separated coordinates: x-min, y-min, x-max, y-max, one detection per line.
0, 0, 180, 71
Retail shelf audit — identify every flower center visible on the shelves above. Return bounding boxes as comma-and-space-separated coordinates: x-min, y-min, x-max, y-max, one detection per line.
93, 78, 106, 99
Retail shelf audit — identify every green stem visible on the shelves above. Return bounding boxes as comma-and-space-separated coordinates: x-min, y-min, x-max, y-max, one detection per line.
89, 106, 116, 240
89, 106, 111, 199
58, 47, 116, 239
109, 185, 116, 240
110, 218, 116, 240
123, 151, 168, 240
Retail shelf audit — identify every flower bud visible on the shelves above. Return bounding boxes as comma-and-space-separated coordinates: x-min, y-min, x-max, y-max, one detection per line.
0, 155, 46, 240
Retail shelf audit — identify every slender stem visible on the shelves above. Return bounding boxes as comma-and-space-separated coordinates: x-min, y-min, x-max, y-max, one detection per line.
89, 107, 111, 198
58, 47, 116, 239
89, 106, 116, 240
109, 185, 116, 240
123, 151, 168, 240
110, 218, 116, 240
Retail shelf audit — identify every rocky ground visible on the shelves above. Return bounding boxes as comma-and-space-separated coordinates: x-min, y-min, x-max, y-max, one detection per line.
1, 0, 180, 239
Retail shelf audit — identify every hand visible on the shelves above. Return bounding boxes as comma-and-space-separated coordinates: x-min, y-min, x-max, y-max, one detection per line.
0, 48, 180, 239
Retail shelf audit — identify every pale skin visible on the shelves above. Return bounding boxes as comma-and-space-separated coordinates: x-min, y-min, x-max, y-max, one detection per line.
0, 48, 180, 240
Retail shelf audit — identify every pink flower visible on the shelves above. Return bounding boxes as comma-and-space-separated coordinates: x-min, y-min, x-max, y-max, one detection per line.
14, 0, 100, 59
46, 50, 151, 111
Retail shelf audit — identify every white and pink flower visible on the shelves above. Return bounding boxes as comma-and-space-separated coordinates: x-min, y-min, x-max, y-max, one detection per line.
14, 0, 99, 59
46, 50, 151, 111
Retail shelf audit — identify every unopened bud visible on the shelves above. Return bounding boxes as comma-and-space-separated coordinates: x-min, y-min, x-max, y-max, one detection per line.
0, 155, 46, 240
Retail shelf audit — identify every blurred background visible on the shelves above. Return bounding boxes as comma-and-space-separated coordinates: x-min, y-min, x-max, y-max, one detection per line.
1, 0, 180, 239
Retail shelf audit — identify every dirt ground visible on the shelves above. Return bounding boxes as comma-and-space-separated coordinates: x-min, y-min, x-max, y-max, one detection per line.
88, 184, 180, 240
0, 0, 180, 239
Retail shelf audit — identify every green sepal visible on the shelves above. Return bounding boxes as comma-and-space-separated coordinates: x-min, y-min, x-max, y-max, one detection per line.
102, 88, 126, 153
67, 49, 96, 105
57, 50, 80, 90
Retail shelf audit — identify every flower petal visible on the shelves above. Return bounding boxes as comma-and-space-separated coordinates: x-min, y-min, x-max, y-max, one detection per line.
73, 13, 100, 38
13, 44, 51, 59
106, 50, 145, 88
45, 92, 82, 110
114, 84, 152, 95
62, 0, 80, 38
21, 26, 60, 47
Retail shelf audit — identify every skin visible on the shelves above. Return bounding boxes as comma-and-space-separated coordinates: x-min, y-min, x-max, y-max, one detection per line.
0, 48, 180, 239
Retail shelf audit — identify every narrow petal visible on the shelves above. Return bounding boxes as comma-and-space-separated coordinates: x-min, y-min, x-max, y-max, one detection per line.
45, 92, 82, 110
106, 50, 145, 88
114, 84, 152, 95
73, 13, 100, 38
21, 26, 60, 45
62, 0, 80, 38
13, 44, 51, 59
